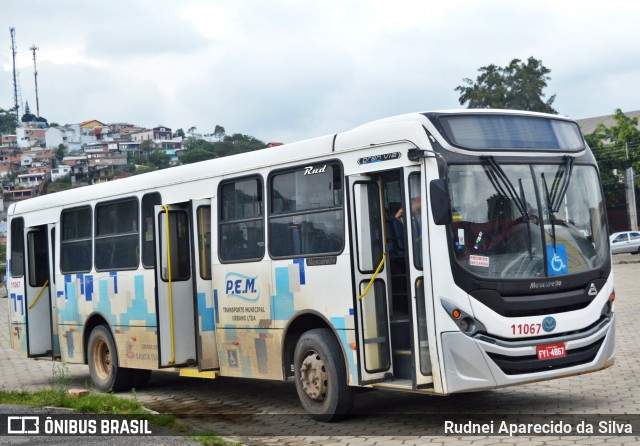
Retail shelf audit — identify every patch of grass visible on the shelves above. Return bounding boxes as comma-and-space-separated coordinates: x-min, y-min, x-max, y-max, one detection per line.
0, 388, 149, 414
0, 362, 233, 445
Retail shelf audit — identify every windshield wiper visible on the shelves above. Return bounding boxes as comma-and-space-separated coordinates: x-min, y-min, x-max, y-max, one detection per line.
481, 156, 533, 257
541, 173, 557, 252
518, 178, 533, 258
541, 156, 575, 253
482, 156, 530, 220
548, 156, 575, 213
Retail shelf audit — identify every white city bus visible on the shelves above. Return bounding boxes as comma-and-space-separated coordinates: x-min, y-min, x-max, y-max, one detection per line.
6, 109, 615, 420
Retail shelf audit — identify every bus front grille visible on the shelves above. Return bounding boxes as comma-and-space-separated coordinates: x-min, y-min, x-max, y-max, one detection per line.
486, 337, 604, 375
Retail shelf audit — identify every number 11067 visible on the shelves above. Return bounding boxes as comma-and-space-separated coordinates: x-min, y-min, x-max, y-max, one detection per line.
511, 323, 541, 335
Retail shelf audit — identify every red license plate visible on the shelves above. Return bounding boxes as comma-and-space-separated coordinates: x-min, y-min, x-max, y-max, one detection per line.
536, 342, 566, 360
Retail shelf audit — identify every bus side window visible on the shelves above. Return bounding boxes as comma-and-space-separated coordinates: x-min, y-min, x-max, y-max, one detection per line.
142, 192, 162, 268
218, 176, 265, 263
10, 218, 25, 278
60, 206, 92, 274
95, 198, 139, 271
268, 163, 344, 258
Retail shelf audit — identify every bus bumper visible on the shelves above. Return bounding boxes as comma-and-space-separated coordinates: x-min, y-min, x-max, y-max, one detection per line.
441, 313, 615, 394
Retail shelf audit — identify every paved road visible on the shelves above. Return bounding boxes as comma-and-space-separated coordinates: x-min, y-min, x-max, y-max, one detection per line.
2, 257, 640, 445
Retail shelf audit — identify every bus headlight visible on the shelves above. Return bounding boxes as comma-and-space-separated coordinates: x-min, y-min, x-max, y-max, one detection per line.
441, 299, 486, 336
601, 291, 615, 317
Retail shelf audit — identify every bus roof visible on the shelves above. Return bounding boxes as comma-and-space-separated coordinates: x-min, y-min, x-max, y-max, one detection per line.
8, 109, 575, 216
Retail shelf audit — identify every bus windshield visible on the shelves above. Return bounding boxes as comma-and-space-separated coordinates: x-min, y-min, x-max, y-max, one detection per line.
448, 163, 608, 279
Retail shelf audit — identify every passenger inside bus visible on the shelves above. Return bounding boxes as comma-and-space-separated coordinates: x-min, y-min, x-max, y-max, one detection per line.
388, 194, 423, 269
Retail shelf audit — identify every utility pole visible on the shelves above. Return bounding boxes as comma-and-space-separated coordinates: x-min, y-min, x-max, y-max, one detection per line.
29, 44, 40, 117
10, 27, 20, 124
625, 143, 638, 230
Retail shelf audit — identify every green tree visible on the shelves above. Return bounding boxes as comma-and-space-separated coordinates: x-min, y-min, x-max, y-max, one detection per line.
47, 174, 73, 193
586, 109, 640, 201
147, 151, 171, 169
0, 107, 18, 134
55, 144, 67, 162
213, 125, 226, 141
21, 102, 38, 122
455, 57, 557, 113
139, 140, 155, 152
181, 132, 265, 164
173, 128, 185, 138
181, 148, 217, 164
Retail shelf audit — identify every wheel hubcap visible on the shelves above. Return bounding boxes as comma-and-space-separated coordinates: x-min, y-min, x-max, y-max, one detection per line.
94, 339, 112, 380
300, 351, 328, 401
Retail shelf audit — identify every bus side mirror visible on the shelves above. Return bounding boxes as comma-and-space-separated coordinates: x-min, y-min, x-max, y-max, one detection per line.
430, 179, 450, 226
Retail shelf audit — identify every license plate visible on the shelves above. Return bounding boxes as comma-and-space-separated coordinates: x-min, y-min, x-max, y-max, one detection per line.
536, 342, 566, 360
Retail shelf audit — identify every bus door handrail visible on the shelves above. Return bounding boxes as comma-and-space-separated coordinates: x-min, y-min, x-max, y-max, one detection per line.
28, 279, 49, 310
162, 205, 176, 365
358, 253, 386, 301
358, 178, 388, 302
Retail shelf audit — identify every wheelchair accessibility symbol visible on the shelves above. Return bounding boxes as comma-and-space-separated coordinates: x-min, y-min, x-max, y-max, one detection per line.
546, 244, 568, 276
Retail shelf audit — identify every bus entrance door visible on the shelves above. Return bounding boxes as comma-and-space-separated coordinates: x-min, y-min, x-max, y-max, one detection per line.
348, 175, 393, 384
190, 200, 219, 371
24, 226, 53, 357
402, 169, 434, 388
155, 204, 197, 367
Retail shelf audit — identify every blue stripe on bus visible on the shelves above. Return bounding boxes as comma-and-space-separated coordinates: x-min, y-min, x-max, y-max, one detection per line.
85, 275, 93, 301
61, 280, 78, 323
119, 275, 155, 326
78, 274, 84, 295
293, 258, 305, 284
110, 271, 118, 294
97, 280, 113, 321
331, 316, 358, 383
198, 292, 215, 332
272, 266, 295, 321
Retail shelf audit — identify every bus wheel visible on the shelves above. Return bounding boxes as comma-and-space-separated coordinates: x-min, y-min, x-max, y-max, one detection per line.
88, 325, 131, 392
294, 328, 354, 421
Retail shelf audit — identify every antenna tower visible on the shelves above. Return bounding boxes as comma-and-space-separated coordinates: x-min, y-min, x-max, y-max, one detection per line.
10, 27, 20, 124
29, 45, 40, 117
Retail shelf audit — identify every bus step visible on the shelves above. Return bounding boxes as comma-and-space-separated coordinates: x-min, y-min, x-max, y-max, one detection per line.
392, 349, 412, 380
179, 367, 218, 379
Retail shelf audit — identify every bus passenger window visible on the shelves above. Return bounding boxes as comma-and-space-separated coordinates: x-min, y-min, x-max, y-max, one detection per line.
95, 198, 139, 271
197, 206, 212, 279
61, 207, 92, 273
218, 177, 264, 262
142, 192, 161, 268
10, 218, 25, 277
269, 163, 344, 258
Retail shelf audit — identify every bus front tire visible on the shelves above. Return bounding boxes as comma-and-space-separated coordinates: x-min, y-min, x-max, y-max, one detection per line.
88, 325, 131, 392
294, 328, 354, 421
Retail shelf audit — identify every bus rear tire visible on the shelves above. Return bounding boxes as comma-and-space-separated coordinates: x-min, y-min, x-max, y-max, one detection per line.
88, 325, 132, 392
294, 328, 354, 421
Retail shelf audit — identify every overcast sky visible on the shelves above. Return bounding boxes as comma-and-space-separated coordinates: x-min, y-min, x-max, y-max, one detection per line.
1, 1, 639, 143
